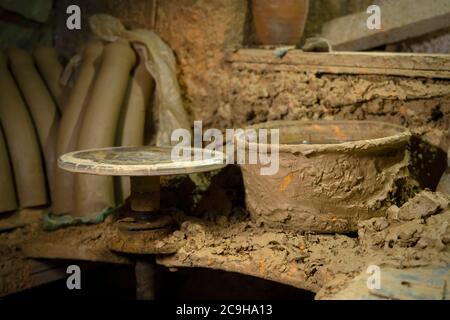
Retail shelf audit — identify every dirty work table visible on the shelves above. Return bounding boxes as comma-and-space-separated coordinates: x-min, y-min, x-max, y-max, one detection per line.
58, 146, 227, 299
13, 147, 450, 300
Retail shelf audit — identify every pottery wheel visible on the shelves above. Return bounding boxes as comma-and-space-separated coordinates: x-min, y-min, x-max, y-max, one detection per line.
59, 146, 227, 248
58, 146, 227, 176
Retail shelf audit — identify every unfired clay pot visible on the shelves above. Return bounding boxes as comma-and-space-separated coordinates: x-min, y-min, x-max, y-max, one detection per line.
251, 0, 309, 45
236, 120, 412, 233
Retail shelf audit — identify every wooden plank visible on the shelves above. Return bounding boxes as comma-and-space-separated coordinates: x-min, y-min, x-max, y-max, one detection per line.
0, 208, 127, 297
157, 252, 320, 294
25, 260, 68, 289
321, 0, 450, 51
321, 266, 449, 300
154, 220, 349, 294
0, 259, 66, 297
231, 62, 450, 79
21, 223, 132, 265
370, 267, 448, 300
0, 259, 102, 297
225, 49, 450, 79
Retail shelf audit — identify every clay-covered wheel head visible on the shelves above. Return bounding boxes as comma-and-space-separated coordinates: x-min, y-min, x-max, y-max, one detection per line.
58, 146, 227, 176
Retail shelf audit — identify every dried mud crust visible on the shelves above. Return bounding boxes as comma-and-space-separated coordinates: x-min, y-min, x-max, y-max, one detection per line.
21, 216, 130, 264
0, 210, 44, 296
238, 121, 413, 233
157, 190, 450, 298
155, 1, 450, 133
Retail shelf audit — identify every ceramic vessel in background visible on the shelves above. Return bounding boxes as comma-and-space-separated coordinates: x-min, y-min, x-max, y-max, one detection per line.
251, 0, 309, 45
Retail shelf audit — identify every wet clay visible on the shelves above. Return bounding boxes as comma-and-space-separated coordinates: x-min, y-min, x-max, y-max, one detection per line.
238, 120, 414, 233
89, 14, 192, 146
7, 48, 59, 202
74, 41, 136, 217
0, 51, 47, 208
53, 42, 104, 215
0, 125, 17, 213
33, 46, 65, 112
117, 44, 155, 202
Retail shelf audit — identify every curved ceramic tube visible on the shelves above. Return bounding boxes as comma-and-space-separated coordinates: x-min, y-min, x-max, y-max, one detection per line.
0, 124, 18, 213
0, 51, 47, 207
33, 45, 64, 113
74, 41, 136, 217
52, 42, 104, 215
8, 48, 59, 202
117, 44, 154, 202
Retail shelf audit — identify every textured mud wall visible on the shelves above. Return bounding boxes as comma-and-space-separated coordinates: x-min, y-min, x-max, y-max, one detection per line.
155, 0, 247, 123
154, 1, 450, 128
154, 0, 450, 190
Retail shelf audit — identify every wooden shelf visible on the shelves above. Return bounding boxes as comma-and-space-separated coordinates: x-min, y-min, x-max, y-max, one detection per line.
225, 49, 450, 79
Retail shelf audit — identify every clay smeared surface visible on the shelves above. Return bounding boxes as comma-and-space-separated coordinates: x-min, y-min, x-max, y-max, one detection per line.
1, 179, 449, 299
157, 190, 450, 298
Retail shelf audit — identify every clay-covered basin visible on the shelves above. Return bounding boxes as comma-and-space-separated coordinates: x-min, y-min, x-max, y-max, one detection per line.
236, 120, 412, 233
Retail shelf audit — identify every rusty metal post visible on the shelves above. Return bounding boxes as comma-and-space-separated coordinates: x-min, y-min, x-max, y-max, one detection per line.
130, 176, 161, 212
135, 257, 156, 300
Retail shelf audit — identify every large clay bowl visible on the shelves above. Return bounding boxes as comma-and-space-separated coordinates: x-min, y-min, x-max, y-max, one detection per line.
236, 120, 412, 233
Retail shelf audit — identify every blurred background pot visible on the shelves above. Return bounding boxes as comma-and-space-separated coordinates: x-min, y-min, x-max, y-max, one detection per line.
251, 0, 309, 45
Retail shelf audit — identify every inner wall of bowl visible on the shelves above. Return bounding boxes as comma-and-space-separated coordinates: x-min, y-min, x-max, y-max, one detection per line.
251, 121, 407, 145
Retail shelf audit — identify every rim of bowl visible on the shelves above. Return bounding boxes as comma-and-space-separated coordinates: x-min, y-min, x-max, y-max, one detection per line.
234, 120, 411, 154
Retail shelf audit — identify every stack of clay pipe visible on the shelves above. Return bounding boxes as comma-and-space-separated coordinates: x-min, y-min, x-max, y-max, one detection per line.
0, 40, 154, 218
0, 47, 60, 213
57, 39, 156, 218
